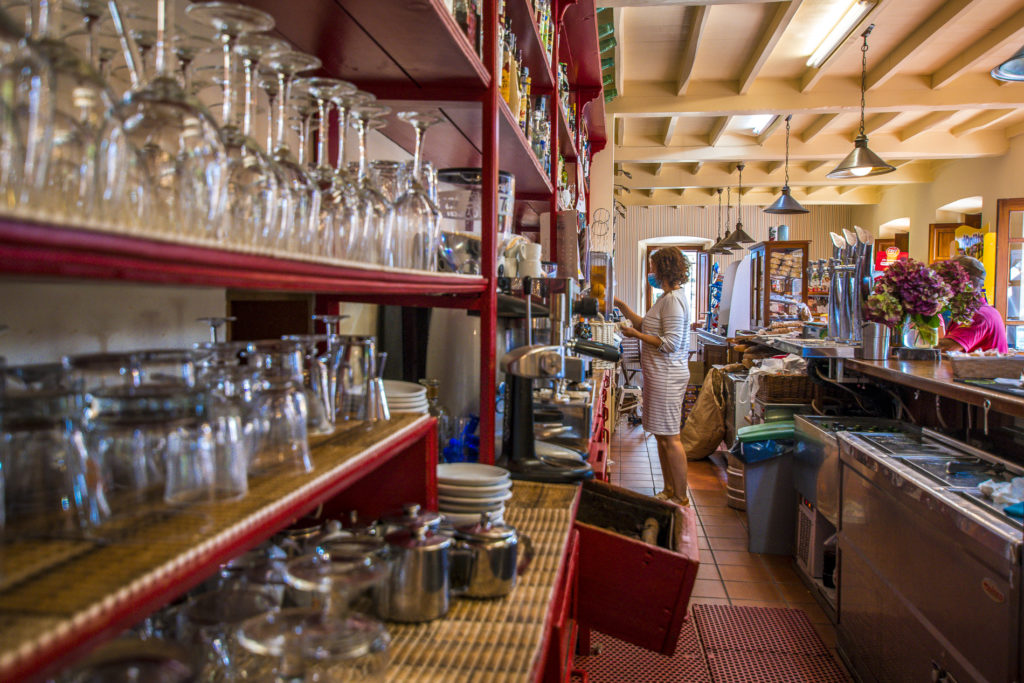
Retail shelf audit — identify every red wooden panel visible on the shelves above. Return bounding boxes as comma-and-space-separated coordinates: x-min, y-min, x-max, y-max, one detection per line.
561, 0, 602, 89
557, 101, 579, 161
507, 0, 557, 92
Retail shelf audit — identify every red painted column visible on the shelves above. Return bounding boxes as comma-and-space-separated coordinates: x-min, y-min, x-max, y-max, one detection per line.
479, 0, 499, 464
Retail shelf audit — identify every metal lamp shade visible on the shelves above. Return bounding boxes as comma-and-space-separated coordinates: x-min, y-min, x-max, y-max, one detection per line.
992, 45, 1024, 81
723, 224, 755, 246
826, 135, 895, 179
763, 185, 809, 214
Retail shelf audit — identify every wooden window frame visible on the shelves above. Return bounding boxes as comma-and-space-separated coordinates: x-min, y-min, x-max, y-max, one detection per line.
996, 198, 1024, 341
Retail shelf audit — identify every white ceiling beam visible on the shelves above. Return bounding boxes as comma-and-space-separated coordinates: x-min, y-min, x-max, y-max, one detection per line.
764, 160, 784, 174
805, 160, 827, 173
896, 110, 957, 141
662, 116, 678, 147
613, 8, 624, 96
804, 185, 825, 196
866, 0, 984, 91
676, 5, 709, 96
614, 129, 1008, 163
600, 0, 779, 5
615, 117, 624, 146
607, 75, 1023, 117
726, 161, 740, 175
644, 188, 655, 198
708, 116, 731, 146
622, 185, 881, 206
738, 0, 803, 94
676, 188, 686, 198
931, 5, 1024, 89
799, 0, 895, 93
836, 185, 858, 196
950, 109, 1016, 137
691, 161, 704, 175
652, 163, 664, 176
799, 113, 838, 143
755, 115, 783, 145
863, 111, 900, 136
620, 162, 931, 188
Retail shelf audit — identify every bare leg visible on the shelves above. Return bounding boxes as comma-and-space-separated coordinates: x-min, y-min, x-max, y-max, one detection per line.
653, 434, 675, 499
656, 433, 689, 505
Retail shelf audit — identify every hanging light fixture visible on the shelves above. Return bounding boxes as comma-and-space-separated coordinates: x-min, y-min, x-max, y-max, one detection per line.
707, 188, 732, 254
764, 115, 809, 214
723, 163, 755, 246
992, 45, 1024, 81
827, 25, 895, 179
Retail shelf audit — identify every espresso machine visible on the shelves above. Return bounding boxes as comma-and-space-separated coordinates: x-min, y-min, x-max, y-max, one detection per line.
826, 228, 874, 343
498, 277, 619, 483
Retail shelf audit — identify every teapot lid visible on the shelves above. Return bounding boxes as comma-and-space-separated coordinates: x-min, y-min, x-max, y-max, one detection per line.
385, 524, 452, 550
454, 511, 516, 541
380, 503, 441, 530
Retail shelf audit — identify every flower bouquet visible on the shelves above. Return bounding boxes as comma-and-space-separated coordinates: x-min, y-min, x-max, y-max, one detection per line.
864, 258, 952, 347
932, 260, 988, 327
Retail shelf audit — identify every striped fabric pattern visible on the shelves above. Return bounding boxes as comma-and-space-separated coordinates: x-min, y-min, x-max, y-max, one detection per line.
640, 288, 691, 435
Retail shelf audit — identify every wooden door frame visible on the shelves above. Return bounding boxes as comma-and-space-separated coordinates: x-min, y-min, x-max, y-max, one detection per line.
996, 198, 1024, 321
642, 244, 706, 313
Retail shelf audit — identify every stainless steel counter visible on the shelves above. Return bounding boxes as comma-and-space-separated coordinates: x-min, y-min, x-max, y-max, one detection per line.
754, 336, 858, 358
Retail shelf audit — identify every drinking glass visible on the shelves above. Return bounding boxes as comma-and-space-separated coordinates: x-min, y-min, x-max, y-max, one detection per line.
109, 0, 227, 239
294, 77, 356, 260
245, 340, 313, 474
395, 110, 443, 271
262, 49, 321, 253
349, 103, 393, 266
330, 88, 372, 259
284, 551, 389, 618
236, 608, 390, 682
177, 586, 279, 680
280, 333, 335, 436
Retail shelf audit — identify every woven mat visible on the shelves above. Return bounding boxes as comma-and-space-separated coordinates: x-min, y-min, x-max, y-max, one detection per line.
386, 482, 578, 682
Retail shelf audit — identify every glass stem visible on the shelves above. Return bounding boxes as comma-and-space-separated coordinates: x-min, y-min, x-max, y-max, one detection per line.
275, 72, 291, 153
35, 0, 61, 40
107, 0, 142, 88
356, 117, 367, 184
154, 0, 174, 78
84, 14, 97, 69
412, 122, 425, 185
316, 98, 329, 169
179, 56, 193, 94
298, 108, 310, 166
220, 32, 238, 129
333, 104, 347, 172
265, 88, 277, 151
242, 56, 257, 138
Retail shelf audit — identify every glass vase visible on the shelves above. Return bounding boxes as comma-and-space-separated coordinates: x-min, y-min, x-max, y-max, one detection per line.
900, 313, 942, 349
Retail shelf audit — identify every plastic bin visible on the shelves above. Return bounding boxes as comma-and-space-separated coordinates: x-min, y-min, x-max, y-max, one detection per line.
574, 480, 700, 655
735, 439, 797, 554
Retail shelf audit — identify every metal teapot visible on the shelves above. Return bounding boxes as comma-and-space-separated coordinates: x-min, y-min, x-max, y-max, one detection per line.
381, 516, 451, 622
450, 512, 533, 599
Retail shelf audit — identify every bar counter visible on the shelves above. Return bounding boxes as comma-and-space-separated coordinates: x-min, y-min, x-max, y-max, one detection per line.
845, 359, 1024, 418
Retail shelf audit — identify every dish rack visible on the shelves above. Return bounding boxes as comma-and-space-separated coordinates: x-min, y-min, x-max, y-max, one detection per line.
590, 322, 621, 372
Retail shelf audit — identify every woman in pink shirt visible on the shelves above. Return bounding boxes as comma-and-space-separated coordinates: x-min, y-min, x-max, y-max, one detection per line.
938, 255, 1009, 353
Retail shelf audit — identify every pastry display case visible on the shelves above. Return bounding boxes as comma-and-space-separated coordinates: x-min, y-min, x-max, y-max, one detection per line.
749, 240, 810, 330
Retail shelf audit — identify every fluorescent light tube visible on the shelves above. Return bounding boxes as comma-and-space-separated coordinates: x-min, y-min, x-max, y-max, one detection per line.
806, 0, 875, 69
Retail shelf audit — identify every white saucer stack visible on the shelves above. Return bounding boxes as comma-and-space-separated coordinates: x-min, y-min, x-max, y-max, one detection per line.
383, 380, 429, 413
437, 463, 513, 526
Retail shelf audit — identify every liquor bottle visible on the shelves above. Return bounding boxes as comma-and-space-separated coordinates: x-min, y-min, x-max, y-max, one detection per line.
518, 66, 531, 132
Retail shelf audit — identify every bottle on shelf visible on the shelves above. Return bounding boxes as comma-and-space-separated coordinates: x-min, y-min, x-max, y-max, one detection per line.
419, 378, 453, 461
518, 66, 531, 133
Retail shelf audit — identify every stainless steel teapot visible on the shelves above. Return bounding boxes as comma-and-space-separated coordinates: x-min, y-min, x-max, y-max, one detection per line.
450, 512, 533, 599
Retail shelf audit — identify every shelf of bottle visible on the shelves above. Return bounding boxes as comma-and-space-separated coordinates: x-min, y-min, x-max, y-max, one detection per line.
0, 217, 488, 303
0, 415, 436, 683
558, 101, 579, 161
507, 0, 556, 92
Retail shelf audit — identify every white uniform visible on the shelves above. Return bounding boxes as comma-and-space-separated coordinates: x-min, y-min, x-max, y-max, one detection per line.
640, 289, 691, 436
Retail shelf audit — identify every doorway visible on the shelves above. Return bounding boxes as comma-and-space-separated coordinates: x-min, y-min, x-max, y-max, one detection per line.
642, 245, 706, 324
996, 198, 1024, 349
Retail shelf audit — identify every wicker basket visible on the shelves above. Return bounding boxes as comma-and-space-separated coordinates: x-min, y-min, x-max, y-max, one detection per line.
756, 373, 814, 403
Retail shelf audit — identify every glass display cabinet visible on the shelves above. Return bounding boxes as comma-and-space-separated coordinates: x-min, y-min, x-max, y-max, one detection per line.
749, 240, 810, 330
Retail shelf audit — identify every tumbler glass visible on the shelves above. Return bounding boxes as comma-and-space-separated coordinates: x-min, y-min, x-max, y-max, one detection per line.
245, 340, 312, 474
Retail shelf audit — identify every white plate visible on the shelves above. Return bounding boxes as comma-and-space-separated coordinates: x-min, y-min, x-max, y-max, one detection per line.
440, 499, 505, 513
437, 481, 511, 498
382, 380, 427, 397
442, 510, 504, 526
439, 490, 513, 506
437, 463, 510, 486
388, 400, 429, 408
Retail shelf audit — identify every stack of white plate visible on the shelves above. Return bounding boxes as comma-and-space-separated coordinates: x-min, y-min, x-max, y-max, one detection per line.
383, 380, 428, 413
437, 463, 513, 526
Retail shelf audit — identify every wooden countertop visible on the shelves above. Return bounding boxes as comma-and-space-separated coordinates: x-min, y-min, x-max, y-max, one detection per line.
845, 359, 1024, 418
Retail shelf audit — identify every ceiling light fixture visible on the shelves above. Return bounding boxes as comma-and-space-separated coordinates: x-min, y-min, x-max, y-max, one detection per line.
992, 45, 1024, 81
806, 0, 876, 69
764, 115, 809, 214
827, 25, 895, 179
707, 188, 731, 255
723, 163, 755, 247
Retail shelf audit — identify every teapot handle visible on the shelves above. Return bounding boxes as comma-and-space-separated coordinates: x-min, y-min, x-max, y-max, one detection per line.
516, 533, 535, 576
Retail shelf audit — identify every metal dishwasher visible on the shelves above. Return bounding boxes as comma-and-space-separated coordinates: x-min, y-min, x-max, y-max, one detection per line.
837, 429, 1022, 683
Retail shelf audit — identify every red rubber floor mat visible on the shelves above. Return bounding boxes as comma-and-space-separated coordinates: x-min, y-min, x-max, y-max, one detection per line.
692, 604, 828, 655
705, 651, 849, 683
574, 619, 712, 682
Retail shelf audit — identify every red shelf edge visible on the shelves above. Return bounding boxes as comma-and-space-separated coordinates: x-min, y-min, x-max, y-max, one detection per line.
0, 416, 436, 683
499, 98, 554, 197
507, 0, 556, 92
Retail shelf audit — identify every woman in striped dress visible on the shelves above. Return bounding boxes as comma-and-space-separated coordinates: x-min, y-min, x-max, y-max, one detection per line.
614, 248, 691, 505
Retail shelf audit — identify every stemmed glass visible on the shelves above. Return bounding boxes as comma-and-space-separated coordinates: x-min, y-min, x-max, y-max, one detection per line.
186, 1, 280, 249
348, 103, 393, 266
262, 48, 321, 254
109, 0, 227, 239
395, 110, 443, 271
296, 77, 356, 259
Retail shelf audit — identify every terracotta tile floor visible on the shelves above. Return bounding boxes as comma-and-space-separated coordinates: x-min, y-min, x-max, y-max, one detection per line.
607, 422, 851, 677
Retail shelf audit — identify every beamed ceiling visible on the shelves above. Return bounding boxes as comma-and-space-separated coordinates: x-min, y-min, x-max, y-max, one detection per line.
604, 0, 1024, 206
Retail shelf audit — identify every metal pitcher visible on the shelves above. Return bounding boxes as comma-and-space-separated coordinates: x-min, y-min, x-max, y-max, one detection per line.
381, 521, 452, 622
450, 512, 533, 599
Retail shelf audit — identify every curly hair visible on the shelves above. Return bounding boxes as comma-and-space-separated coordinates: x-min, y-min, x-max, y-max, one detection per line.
649, 248, 690, 287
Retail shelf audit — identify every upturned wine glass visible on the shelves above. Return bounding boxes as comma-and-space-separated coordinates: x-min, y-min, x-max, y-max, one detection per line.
260, 49, 320, 254
186, 1, 280, 248
348, 103, 393, 266
395, 110, 443, 271
109, 0, 227, 239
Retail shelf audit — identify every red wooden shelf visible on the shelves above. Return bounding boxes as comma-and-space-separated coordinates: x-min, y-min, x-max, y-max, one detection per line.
0, 219, 487, 303
507, 0, 556, 93
557, 101, 579, 161
0, 416, 436, 683
561, 0, 602, 91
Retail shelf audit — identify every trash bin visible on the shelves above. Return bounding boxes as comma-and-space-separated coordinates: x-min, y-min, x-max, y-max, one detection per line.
736, 423, 797, 554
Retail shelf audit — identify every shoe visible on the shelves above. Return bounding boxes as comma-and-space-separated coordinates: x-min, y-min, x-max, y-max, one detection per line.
653, 490, 674, 501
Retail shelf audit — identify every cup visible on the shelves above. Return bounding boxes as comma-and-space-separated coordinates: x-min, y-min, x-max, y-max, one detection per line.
518, 260, 543, 279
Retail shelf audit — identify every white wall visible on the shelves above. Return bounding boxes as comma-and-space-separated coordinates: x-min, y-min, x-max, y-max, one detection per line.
614, 204, 857, 312
851, 133, 1024, 262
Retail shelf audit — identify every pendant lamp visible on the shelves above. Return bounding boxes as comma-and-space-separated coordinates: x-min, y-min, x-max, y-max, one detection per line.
827, 25, 895, 179
707, 188, 732, 254
992, 45, 1024, 81
723, 163, 755, 246
764, 115, 809, 214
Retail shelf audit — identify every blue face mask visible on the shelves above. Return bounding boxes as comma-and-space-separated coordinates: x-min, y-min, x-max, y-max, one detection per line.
647, 273, 660, 289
